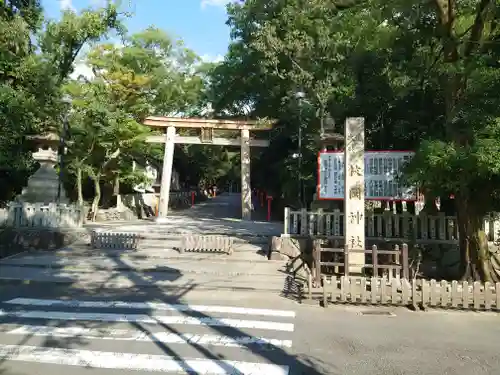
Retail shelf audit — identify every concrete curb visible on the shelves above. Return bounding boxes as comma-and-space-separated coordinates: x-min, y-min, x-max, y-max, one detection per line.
0, 277, 287, 293
21, 251, 280, 263
0, 263, 288, 277
0, 250, 29, 261
99, 231, 277, 241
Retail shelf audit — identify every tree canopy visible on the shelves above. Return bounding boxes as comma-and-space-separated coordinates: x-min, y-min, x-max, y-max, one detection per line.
64, 27, 209, 218
2, 0, 500, 281
0, 0, 123, 200
205, 0, 500, 281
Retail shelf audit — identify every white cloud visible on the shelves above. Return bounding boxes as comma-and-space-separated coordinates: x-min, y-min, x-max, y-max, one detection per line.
70, 62, 94, 81
59, 0, 75, 11
69, 49, 224, 82
200, 0, 232, 9
200, 54, 224, 63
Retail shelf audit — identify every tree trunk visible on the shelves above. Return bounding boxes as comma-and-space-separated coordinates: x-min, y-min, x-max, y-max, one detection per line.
455, 197, 499, 282
90, 175, 101, 222
76, 167, 83, 206
422, 192, 439, 214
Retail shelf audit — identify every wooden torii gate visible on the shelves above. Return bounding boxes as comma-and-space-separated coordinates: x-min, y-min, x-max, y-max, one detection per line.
143, 117, 273, 222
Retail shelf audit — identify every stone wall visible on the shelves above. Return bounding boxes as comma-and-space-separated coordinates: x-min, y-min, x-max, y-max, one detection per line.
95, 206, 138, 222
0, 227, 88, 259
0, 203, 84, 228
118, 193, 160, 220
95, 191, 197, 221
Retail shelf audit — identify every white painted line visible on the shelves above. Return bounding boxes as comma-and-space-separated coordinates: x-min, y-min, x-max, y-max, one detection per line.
5, 298, 296, 318
0, 309, 294, 332
7, 325, 293, 348
0, 344, 290, 374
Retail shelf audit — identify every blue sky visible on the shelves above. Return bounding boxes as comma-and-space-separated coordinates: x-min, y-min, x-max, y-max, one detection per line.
42, 0, 233, 62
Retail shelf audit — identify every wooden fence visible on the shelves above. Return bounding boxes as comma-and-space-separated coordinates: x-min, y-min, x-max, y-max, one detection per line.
315, 275, 500, 311
180, 235, 234, 255
0, 203, 84, 228
284, 207, 500, 243
91, 231, 141, 250
312, 239, 409, 286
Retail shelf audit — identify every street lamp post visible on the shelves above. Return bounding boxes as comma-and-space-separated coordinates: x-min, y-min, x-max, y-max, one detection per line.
295, 91, 306, 208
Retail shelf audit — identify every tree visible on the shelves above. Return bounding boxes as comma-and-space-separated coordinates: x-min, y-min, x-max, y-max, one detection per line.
400, 0, 500, 281
0, 1, 124, 201
66, 28, 207, 218
66, 78, 151, 219
211, 0, 500, 281
209, 1, 372, 201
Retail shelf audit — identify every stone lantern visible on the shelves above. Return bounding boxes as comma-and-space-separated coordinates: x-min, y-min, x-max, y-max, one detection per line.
311, 114, 345, 210
318, 114, 344, 151
17, 133, 69, 204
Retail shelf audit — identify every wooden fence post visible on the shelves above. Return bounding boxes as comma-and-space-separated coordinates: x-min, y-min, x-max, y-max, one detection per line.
372, 244, 378, 277
343, 244, 349, 277
283, 207, 290, 235
300, 208, 308, 235
393, 244, 400, 281
314, 240, 322, 286
402, 243, 409, 280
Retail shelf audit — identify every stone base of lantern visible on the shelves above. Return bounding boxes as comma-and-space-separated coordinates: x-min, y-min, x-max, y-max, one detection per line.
17, 136, 69, 204
18, 163, 69, 204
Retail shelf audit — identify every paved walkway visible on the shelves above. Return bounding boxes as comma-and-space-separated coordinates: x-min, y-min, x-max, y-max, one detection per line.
0, 192, 289, 293
94, 193, 283, 237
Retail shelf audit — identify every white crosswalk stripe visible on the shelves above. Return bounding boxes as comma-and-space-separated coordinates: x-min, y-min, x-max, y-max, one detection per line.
0, 297, 295, 374
5, 298, 296, 318
6, 325, 293, 348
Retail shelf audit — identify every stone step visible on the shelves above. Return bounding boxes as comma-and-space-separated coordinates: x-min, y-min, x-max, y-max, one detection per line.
97, 233, 271, 244
98, 221, 282, 239
136, 240, 267, 252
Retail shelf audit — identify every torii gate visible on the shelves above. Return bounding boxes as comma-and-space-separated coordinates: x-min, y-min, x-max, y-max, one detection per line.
143, 117, 273, 222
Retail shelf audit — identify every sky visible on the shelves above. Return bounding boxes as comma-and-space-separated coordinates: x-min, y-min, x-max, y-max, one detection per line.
42, 0, 234, 63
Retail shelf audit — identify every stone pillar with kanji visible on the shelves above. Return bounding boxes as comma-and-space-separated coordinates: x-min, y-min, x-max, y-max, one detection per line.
344, 118, 365, 274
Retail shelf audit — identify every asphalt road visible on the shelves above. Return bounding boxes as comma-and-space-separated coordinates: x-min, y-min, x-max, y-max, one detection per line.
1, 193, 498, 374
0, 283, 499, 375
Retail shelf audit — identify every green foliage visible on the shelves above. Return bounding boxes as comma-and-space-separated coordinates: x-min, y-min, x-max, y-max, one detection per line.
208, 0, 500, 279
0, 1, 122, 201
64, 27, 209, 210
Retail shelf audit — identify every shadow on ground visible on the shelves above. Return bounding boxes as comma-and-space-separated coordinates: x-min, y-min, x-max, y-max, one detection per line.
0, 204, 325, 374
97, 193, 283, 238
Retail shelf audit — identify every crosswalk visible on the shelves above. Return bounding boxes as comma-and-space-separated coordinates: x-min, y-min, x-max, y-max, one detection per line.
0, 297, 295, 374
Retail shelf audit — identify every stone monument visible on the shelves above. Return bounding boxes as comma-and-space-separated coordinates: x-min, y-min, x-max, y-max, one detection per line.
344, 118, 365, 273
